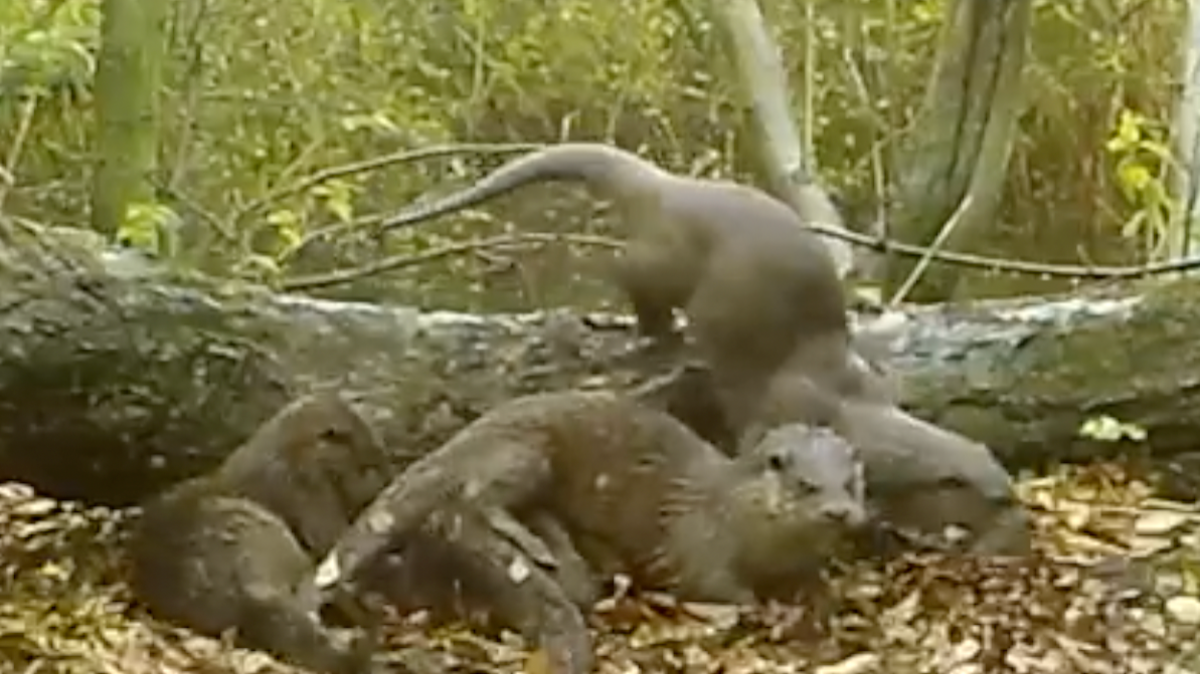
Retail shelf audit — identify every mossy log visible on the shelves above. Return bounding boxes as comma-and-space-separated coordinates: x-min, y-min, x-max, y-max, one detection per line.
0, 235, 1194, 506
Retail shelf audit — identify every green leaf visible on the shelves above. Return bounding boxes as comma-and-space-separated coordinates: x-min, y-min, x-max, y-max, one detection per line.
1078, 415, 1146, 443
312, 179, 355, 224
1120, 210, 1147, 239
117, 202, 176, 256
1105, 109, 1144, 153
235, 253, 282, 279
267, 209, 303, 251
1117, 162, 1151, 193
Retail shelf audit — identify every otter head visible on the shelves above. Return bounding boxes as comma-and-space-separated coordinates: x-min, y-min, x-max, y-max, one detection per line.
839, 401, 1031, 557
728, 422, 867, 576
303, 392, 394, 515
239, 391, 394, 515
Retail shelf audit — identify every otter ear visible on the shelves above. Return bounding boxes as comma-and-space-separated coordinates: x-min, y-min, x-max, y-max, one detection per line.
318, 425, 350, 444
766, 451, 787, 472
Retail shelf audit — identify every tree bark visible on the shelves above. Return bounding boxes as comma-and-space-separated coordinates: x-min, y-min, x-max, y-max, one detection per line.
886, 0, 1032, 301
0, 232, 1194, 507
1172, 0, 1200, 260
705, 0, 855, 277
91, 0, 168, 238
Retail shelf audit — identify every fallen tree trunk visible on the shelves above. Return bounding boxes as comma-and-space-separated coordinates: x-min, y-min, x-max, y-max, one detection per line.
0, 234, 1195, 506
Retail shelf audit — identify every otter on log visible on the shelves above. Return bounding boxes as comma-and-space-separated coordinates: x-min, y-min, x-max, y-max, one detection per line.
299, 390, 867, 621
379, 143, 856, 433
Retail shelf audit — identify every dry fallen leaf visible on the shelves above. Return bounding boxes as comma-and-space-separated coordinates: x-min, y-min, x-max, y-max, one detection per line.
0, 464, 1196, 674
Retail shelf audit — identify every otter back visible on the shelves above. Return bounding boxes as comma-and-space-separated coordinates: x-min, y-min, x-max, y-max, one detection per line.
640, 364, 1032, 557
377, 143, 855, 428
131, 476, 374, 674
129, 392, 392, 674
306, 390, 866, 609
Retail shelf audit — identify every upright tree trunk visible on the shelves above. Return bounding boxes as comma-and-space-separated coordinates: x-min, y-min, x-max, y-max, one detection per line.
886, 0, 1032, 301
706, 0, 854, 277
1171, 0, 1200, 262
90, 0, 169, 238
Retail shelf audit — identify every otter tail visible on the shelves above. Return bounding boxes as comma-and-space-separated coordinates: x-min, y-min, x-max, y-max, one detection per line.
379, 143, 661, 232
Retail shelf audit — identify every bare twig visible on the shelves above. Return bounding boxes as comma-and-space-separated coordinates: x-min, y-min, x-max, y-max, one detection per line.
276, 212, 388, 265
0, 96, 39, 213
280, 232, 621, 292
292, 203, 1200, 292
152, 179, 236, 242
888, 194, 973, 306
167, 0, 213, 191
230, 142, 544, 227
802, 0, 816, 164
803, 220, 1200, 279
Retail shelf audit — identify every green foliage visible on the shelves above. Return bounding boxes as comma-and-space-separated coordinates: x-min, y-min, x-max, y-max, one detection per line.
1, 0, 100, 94
1105, 108, 1179, 259
1078, 414, 1147, 443
118, 201, 180, 258
0, 0, 1189, 308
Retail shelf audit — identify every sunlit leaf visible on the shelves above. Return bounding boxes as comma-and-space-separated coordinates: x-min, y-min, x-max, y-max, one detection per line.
1078, 415, 1146, 442
117, 202, 177, 256
1105, 109, 1145, 153
1117, 162, 1152, 193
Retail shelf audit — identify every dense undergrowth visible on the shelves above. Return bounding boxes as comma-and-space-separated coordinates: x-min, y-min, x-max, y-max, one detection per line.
0, 0, 1184, 307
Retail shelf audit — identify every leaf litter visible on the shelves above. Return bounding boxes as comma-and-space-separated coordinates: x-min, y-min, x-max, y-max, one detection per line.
2, 463, 1200, 674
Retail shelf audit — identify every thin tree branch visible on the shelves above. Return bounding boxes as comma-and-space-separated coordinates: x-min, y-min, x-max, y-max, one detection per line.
281, 232, 621, 292
229, 142, 544, 228
0, 96, 39, 213
888, 195, 973, 306
803, 220, 1200, 280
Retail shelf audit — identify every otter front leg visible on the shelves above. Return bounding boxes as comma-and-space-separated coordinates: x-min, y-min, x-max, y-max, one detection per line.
483, 506, 558, 568
610, 241, 687, 365
429, 508, 595, 674
483, 507, 599, 609
300, 439, 549, 615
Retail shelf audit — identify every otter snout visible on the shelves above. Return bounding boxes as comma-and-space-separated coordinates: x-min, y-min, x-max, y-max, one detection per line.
818, 500, 867, 529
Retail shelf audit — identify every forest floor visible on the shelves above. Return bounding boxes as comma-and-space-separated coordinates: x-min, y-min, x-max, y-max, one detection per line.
0, 463, 1196, 674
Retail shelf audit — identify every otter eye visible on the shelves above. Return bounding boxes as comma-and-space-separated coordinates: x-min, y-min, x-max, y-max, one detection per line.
320, 426, 349, 443
767, 453, 787, 471
795, 478, 819, 495
937, 475, 969, 490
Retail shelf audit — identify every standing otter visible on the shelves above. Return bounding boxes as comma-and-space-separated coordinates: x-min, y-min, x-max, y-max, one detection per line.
379, 143, 856, 434
299, 390, 867, 622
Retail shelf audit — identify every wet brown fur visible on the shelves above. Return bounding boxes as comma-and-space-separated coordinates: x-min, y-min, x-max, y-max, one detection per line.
304, 390, 867, 617
380, 143, 858, 433
639, 365, 1032, 557
129, 392, 388, 674
132, 392, 600, 674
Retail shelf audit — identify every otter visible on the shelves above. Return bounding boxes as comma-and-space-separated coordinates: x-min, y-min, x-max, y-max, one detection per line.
641, 363, 1032, 557
299, 390, 867, 624
129, 392, 388, 674
130, 392, 594, 674
378, 143, 857, 434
